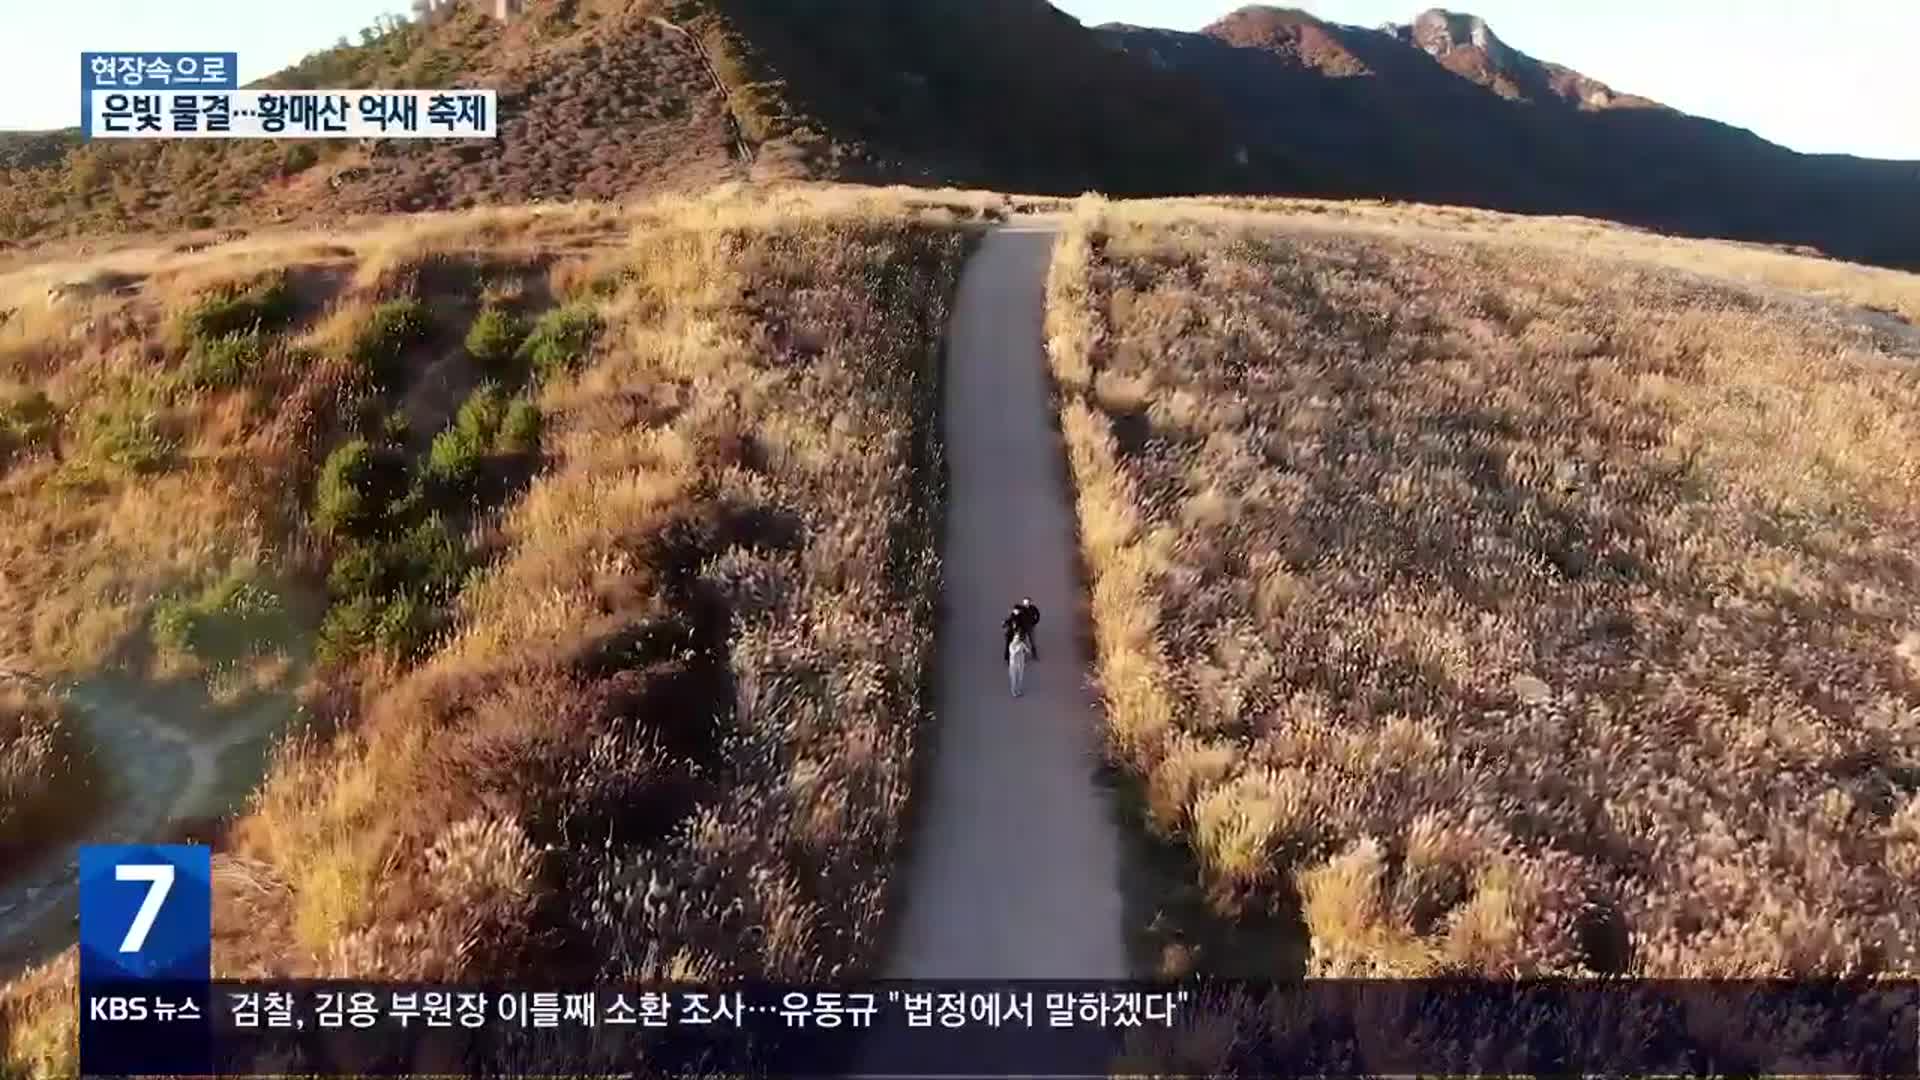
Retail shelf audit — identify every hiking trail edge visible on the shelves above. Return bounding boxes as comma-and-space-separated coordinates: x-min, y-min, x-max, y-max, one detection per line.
884, 220, 1129, 980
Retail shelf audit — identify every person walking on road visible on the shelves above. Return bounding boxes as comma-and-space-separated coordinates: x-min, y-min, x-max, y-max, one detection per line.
1003, 597, 1041, 663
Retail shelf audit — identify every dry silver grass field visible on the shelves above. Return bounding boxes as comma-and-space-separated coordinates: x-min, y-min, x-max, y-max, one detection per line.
0, 185, 981, 1074
1048, 196, 1920, 979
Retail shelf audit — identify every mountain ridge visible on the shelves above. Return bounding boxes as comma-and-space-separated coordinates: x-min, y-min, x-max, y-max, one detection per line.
0, 0, 1913, 271
1383, 8, 1666, 111
1096, 4, 1918, 269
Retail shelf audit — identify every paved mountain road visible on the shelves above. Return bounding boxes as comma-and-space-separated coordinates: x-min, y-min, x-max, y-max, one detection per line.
882, 220, 1130, 980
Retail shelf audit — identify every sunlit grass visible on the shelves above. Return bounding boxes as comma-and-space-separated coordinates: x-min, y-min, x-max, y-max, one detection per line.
1049, 196, 1920, 982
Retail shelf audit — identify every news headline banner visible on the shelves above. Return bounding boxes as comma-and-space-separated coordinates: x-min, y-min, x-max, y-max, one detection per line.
87, 90, 497, 139
78, 979, 1920, 1077
80, 52, 236, 139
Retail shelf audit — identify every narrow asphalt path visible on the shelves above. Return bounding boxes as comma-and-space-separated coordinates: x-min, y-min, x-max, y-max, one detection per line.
883, 220, 1129, 980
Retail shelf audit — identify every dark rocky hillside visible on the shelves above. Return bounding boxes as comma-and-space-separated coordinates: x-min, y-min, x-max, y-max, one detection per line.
703, 0, 1279, 195
1100, 6, 1920, 270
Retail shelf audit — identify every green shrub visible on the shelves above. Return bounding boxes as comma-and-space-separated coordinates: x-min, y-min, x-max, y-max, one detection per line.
325, 541, 385, 599
374, 591, 436, 660
317, 582, 451, 666
464, 307, 527, 374
426, 385, 524, 491
410, 47, 461, 90
327, 516, 466, 601
380, 411, 412, 444
148, 599, 198, 655
516, 305, 600, 383
178, 272, 295, 344
181, 331, 265, 389
584, 266, 639, 299
0, 390, 60, 462
150, 571, 290, 663
312, 438, 409, 539
313, 440, 373, 537
499, 399, 543, 454
280, 143, 319, 176
86, 407, 176, 474
391, 514, 466, 599
0, 390, 58, 441
349, 299, 431, 389
345, 393, 390, 441
454, 384, 509, 445
316, 593, 379, 665
425, 427, 486, 491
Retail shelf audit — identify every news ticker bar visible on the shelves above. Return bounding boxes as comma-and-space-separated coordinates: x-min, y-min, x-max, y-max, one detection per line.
85, 89, 497, 139
79, 979, 1920, 1078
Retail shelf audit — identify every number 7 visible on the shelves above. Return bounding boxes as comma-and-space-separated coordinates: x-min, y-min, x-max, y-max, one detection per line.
115, 864, 175, 953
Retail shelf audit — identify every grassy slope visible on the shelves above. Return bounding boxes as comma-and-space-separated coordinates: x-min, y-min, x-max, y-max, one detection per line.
0, 186, 983, 1073
2, 253, 340, 677
1048, 196, 1920, 981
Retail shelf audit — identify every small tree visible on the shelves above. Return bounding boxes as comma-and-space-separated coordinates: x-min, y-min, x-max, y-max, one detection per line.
349, 299, 431, 390
425, 427, 486, 491
499, 400, 543, 454
464, 307, 528, 376
280, 144, 320, 176
181, 332, 265, 389
313, 439, 408, 539
516, 305, 601, 384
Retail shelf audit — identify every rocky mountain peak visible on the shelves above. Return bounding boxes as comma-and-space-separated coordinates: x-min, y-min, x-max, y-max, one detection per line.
1399, 9, 1519, 70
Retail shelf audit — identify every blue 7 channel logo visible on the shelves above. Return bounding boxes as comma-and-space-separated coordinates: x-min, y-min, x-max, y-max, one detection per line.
79, 845, 214, 1076
79, 844, 211, 981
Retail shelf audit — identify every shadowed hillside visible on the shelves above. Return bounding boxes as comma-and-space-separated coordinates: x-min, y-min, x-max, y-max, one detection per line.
1098, 6, 1920, 270
702, 0, 1275, 195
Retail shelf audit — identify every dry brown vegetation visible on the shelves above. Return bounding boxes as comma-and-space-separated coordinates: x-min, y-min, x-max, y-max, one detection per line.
0, 684, 98, 880
1048, 195, 1920, 980
0, 202, 576, 678
0, 185, 982, 1074
1191, 195, 1920, 329
0, 950, 72, 1080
